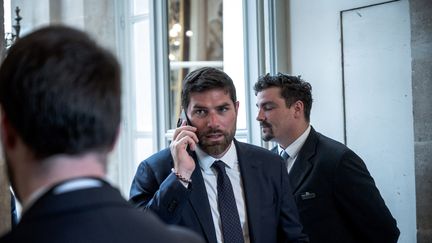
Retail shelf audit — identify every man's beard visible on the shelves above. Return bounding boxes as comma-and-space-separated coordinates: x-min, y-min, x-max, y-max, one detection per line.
260, 121, 274, 142
197, 127, 235, 156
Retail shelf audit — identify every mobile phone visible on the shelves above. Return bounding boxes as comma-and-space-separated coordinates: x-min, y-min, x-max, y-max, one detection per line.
176, 109, 190, 127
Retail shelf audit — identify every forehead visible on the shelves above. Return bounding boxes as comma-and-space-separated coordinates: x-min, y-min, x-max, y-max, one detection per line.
189, 89, 233, 107
256, 87, 284, 104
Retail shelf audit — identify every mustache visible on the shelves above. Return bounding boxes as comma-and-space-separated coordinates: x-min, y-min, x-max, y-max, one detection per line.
260, 121, 272, 128
201, 128, 225, 135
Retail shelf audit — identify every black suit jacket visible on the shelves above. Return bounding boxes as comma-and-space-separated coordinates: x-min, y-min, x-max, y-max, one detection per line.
0, 179, 203, 243
272, 127, 399, 243
130, 139, 309, 243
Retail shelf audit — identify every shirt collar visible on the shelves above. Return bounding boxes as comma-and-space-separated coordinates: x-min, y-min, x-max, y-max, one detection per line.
22, 177, 106, 213
278, 125, 311, 158
196, 140, 238, 174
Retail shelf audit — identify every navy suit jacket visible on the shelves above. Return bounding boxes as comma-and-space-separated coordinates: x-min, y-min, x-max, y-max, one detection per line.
0, 179, 203, 243
130, 140, 309, 243
272, 127, 399, 243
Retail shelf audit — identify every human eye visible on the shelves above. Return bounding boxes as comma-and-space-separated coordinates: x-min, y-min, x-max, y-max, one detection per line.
193, 109, 207, 117
263, 104, 275, 111
217, 105, 230, 114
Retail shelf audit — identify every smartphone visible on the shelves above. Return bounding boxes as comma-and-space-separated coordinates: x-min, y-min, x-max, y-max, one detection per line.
176, 109, 190, 127
176, 109, 195, 153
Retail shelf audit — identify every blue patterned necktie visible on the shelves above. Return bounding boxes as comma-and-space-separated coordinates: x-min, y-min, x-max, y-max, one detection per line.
280, 150, 290, 168
212, 160, 244, 243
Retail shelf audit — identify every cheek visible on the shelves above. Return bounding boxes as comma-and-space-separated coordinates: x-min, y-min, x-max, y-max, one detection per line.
221, 114, 237, 128
269, 113, 285, 128
265, 112, 278, 123
189, 118, 205, 130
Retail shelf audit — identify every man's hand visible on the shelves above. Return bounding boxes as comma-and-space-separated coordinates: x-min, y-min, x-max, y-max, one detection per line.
170, 120, 199, 180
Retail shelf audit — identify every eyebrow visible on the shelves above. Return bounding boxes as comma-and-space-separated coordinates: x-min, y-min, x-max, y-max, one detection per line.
256, 101, 275, 108
217, 103, 231, 108
191, 105, 207, 109
192, 102, 231, 109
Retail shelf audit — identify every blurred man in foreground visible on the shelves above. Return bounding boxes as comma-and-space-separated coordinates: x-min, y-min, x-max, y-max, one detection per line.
0, 25, 203, 243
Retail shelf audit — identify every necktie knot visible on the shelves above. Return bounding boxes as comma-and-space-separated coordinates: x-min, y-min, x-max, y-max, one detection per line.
280, 150, 290, 161
212, 160, 226, 173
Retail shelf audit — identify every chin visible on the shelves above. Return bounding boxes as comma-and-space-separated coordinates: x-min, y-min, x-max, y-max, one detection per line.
262, 133, 274, 142
204, 145, 225, 156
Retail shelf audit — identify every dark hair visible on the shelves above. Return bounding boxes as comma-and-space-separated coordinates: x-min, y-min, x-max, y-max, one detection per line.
181, 67, 237, 110
254, 73, 313, 121
0, 26, 121, 159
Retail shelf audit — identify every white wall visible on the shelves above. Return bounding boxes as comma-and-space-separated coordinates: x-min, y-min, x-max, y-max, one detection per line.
288, 0, 415, 242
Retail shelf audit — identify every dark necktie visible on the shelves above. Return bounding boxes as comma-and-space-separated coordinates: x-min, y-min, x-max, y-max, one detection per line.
212, 160, 244, 243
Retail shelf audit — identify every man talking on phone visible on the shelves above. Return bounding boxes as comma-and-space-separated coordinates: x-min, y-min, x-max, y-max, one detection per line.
130, 67, 309, 243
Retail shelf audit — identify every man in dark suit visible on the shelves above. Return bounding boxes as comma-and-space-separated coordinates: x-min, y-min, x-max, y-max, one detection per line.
130, 67, 309, 243
254, 73, 400, 243
0, 26, 202, 243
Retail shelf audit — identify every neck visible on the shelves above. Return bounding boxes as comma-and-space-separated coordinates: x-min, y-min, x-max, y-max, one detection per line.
279, 122, 309, 149
17, 152, 107, 205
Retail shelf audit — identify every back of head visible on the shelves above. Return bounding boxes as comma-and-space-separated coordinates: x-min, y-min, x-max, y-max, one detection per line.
254, 73, 313, 121
181, 67, 237, 109
0, 26, 121, 159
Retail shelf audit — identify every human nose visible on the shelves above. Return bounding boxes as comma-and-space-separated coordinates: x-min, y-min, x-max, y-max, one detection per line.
256, 108, 265, 121
207, 111, 219, 128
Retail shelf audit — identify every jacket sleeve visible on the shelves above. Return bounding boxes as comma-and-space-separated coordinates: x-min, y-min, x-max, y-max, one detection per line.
333, 150, 400, 243
129, 160, 192, 224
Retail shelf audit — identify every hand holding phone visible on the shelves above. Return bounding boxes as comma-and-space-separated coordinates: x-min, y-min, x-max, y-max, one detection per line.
170, 109, 198, 180
177, 109, 190, 127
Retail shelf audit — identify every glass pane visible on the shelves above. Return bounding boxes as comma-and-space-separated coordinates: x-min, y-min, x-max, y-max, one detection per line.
4, 0, 11, 34
166, 0, 246, 131
133, 20, 153, 132
222, 0, 245, 130
167, 0, 225, 128
133, 0, 149, 15
169, 68, 183, 126
135, 138, 153, 168
168, 0, 223, 62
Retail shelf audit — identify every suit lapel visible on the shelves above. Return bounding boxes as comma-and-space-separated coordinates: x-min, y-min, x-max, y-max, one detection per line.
188, 153, 218, 243
288, 127, 318, 193
235, 141, 261, 243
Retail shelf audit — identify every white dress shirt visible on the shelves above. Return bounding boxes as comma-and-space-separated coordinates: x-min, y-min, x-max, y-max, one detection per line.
195, 141, 250, 243
278, 125, 311, 173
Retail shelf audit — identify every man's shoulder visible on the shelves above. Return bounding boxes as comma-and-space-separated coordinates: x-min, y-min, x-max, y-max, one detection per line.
146, 147, 172, 161
0, 232, 14, 243
0, 208, 203, 243
129, 221, 205, 243
119, 207, 204, 243
235, 140, 281, 161
137, 148, 172, 169
312, 129, 351, 153
310, 129, 362, 167
236, 140, 272, 153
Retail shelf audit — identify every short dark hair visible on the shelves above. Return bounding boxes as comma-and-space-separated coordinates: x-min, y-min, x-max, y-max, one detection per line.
254, 73, 313, 121
0, 26, 121, 159
181, 67, 237, 110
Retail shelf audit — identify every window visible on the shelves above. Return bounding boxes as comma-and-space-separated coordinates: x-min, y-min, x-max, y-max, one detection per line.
166, 0, 247, 136
114, 0, 156, 194
2, 0, 267, 196
114, 0, 263, 195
